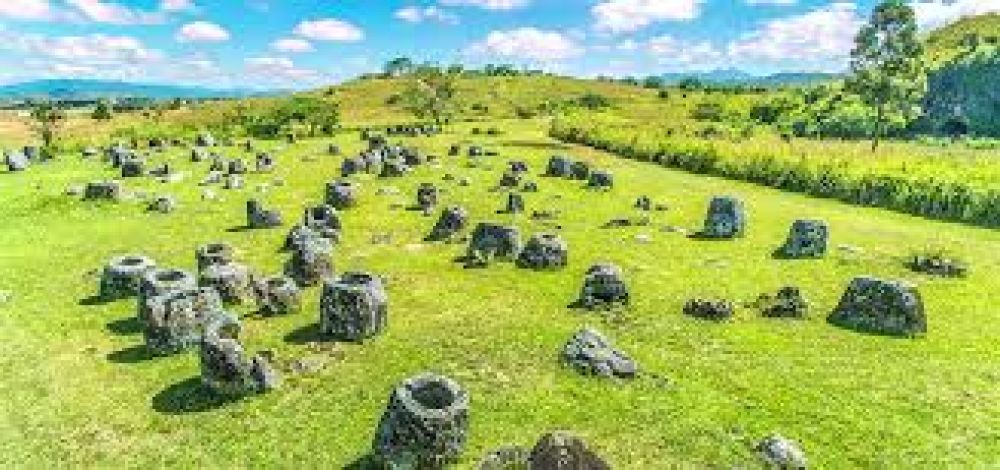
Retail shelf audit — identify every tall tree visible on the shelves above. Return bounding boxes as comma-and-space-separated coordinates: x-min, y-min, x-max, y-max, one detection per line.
847, 0, 926, 151
29, 101, 66, 155
92, 100, 113, 120
384, 57, 415, 78
400, 68, 458, 125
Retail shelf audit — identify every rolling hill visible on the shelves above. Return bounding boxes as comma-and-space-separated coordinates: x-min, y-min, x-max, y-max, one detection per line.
0, 79, 271, 102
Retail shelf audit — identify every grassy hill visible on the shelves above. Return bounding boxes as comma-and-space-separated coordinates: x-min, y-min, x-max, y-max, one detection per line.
924, 13, 1000, 67
0, 79, 268, 102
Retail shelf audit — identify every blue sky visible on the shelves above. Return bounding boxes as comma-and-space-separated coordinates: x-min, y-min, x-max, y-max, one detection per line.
0, 0, 995, 89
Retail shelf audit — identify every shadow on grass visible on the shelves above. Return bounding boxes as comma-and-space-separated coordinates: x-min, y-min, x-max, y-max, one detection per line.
283, 322, 326, 345
152, 377, 239, 414
500, 140, 572, 150
225, 225, 254, 233
343, 454, 382, 470
78, 294, 115, 306
106, 344, 157, 364
106, 317, 142, 336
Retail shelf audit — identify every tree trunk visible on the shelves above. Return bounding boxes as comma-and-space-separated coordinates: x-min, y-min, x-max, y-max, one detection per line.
872, 104, 884, 152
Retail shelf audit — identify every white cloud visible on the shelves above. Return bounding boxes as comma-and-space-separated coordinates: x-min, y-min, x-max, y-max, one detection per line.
911, 0, 1000, 31
271, 38, 314, 53
592, 0, 703, 34
439, 0, 529, 10
66, 0, 165, 25
745, 0, 796, 5
294, 19, 364, 42
160, 0, 196, 12
395, 6, 459, 24
467, 28, 584, 61
245, 56, 322, 83
31, 34, 162, 63
647, 35, 725, 67
0, 0, 54, 20
726, 2, 862, 69
50, 62, 97, 75
176, 21, 230, 43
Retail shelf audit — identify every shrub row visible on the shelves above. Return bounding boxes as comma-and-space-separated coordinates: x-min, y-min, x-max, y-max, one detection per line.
550, 115, 1000, 228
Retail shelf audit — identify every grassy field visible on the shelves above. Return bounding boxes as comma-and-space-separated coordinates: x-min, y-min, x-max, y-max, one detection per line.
2, 115, 1000, 467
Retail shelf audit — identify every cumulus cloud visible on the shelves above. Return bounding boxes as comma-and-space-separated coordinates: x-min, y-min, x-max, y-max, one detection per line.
66, 0, 165, 25
294, 19, 364, 42
0, 0, 54, 20
271, 38, 314, 53
160, 0, 196, 12
467, 28, 583, 61
592, 0, 703, 34
726, 2, 862, 69
395, 6, 459, 24
647, 35, 725, 67
176, 21, 230, 43
13, 33, 163, 63
911, 0, 1000, 31
439, 0, 529, 10
245, 56, 322, 84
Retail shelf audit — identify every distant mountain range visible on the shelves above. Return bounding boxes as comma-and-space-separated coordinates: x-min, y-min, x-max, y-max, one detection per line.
658, 68, 840, 87
0, 79, 275, 101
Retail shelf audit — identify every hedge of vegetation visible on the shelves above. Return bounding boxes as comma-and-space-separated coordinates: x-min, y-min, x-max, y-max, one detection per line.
551, 112, 1000, 227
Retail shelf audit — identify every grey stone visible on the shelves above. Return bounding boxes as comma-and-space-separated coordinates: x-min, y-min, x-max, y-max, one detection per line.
253, 275, 301, 315
5, 151, 28, 172
341, 158, 364, 177
499, 170, 522, 188
757, 286, 809, 318
304, 204, 342, 234
587, 170, 614, 189
199, 313, 278, 396
284, 236, 333, 286
199, 262, 254, 305
195, 132, 216, 147
545, 156, 573, 177
227, 159, 247, 175
255, 153, 274, 173
147, 195, 176, 214
577, 263, 629, 307
196, 243, 235, 272
684, 298, 735, 321
906, 253, 967, 278
247, 199, 282, 229
756, 434, 808, 469
138, 268, 197, 308
426, 206, 468, 242
529, 431, 611, 470
778, 220, 828, 258
224, 174, 243, 190
467, 223, 521, 265
517, 233, 568, 270
570, 161, 590, 180
326, 180, 358, 209
373, 373, 470, 467
416, 183, 438, 212
701, 196, 746, 239
479, 446, 530, 470
99, 255, 157, 300
84, 181, 123, 201
562, 328, 638, 379
381, 159, 409, 178
142, 287, 223, 355
635, 196, 652, 211
828, 276, 926, 336
505, 193, 525, 214
320, 272, 388, 342
120, 159, 144, 178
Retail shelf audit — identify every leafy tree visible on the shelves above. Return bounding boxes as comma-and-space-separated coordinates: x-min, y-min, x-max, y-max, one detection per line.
400, 68, 458, 125
276, 96, 340, 137
92, 100, 113, 120
384, 57, 415, 77
29, 101, 66, 155
847, 0, 926, 150
574, 93, 611, 110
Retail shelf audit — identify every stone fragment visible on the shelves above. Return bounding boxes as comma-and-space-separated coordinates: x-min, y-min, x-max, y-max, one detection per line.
196, 243, 234, 271
577, 263, 629, 307
426, 206, 468, 242
143, 287, 223, 355
199, 262, 255, 305
683, 298, 735, 321
529, 431, 611, 470
562, 328, 637, 379
757, 286, 809, 318
756, 435, 808, 469
247, 199, 282, 229
326, 180, 358, 209
466, 223, 522, 265
285, 236, 334, 286
517, 233, 568, 270
700, 196, 746, 239
199, 313, 278, 395
828, 276, 926, 336
253, 275, 301, 315
777, 219, 828, 258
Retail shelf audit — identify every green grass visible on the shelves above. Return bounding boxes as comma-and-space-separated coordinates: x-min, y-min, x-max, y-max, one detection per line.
2, 117, 1000, 467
